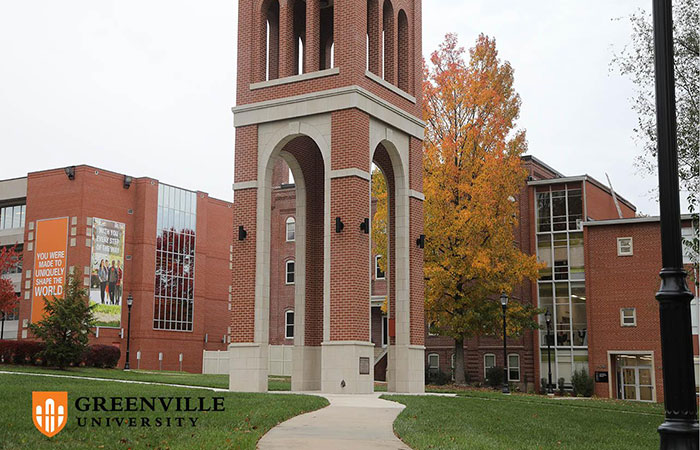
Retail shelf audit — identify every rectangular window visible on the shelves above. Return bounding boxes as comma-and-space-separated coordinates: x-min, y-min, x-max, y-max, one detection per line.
153, 184, 197, 331
536, 235, 552, 280
536, 192, 551, 232
621, 308, 636, 326
508, 354, 520, 381
551, 190, 567, 231
0, 204, 25, 231
569, 232, 584, 280
285, 310, 294, 339
567, 189, 583, 230
682, 227, 697, 264
617, 237, 633, 256
428, 353, 439, 371
484, 353, 496, 379
375, 255, 385, 279
553, 233, 569, 280
286, 260, 295, 284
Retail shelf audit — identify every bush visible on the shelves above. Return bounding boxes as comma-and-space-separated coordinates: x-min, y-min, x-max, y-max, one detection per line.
83, 345, 121, 368
425, 368, 451, 385
0, 340, 45, 365
571, 369, 594, 397
485, 366, 504, 388
557, 377, 566, 395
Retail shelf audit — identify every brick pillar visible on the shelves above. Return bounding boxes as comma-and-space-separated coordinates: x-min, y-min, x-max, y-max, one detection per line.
305, 0, 320, 73
367, 0, 382, 76
279, 0, 296, 78
382, 2, 395, 83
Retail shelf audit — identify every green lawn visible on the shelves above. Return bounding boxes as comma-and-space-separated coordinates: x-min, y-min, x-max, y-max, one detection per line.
384, 391, 664, 449
0, 369, 327, 449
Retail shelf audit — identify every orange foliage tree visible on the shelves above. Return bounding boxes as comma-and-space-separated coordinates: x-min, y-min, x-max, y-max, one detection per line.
423, 34, 541, 384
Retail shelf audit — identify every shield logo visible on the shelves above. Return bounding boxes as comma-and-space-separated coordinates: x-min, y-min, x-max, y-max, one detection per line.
32, 391, 68, 437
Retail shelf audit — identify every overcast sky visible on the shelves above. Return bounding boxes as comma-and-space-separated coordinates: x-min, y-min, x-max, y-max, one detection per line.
0, 1, 665, 214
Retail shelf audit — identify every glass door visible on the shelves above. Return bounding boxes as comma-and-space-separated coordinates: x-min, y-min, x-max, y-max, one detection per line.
616, 355, 654, 402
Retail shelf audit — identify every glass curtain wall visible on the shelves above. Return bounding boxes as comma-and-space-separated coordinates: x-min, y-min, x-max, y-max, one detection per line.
153, 184, 197, 331
536, 185, 587, 386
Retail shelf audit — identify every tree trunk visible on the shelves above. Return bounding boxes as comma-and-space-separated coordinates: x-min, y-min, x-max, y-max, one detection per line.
454, 336, 466, 385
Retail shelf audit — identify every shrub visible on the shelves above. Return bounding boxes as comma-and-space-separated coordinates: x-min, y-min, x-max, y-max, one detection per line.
485, 366, 504, 388
571, 369, 595, 397
83, 345, 121, 368
0, 340, 45, 365
425, 367, 450, 385
557, 377, 566, 395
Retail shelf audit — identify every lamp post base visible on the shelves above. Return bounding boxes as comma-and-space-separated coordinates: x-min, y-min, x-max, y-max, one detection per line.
658, 419, 699, 450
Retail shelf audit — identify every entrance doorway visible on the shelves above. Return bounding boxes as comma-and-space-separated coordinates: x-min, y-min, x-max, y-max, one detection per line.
614, 354, 654, 402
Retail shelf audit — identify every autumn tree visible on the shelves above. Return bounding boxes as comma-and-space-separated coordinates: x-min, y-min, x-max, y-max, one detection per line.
0, 245, 20, 339
423, 34, 541, 385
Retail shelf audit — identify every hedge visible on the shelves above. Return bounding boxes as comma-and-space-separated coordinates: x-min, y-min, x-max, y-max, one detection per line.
0, 340, 120, 368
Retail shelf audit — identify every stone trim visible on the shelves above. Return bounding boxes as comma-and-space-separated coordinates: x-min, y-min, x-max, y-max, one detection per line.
329, 168, 371, 181
321, 340, 375, 347
250, 67, 340, 91
232, 180, 258, 191
364, 70, 416, 103
408, 189, 424, 201
232, 85, 425, 139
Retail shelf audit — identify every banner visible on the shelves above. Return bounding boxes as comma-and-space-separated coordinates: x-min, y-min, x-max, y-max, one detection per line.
31, 218, 69, 323
89, 218, 126, 327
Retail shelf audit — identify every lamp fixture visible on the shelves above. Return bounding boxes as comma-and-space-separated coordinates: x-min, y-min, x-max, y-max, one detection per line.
238, 225, 247, 241
416, 234, 425, 248
123, 175, 132, 189
335, 217, 344, 233
64, 166, 76, 180
360, 218, 369, 234
500, 292, 509, 307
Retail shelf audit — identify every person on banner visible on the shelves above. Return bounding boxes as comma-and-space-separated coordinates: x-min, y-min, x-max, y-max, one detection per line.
98, 260, 109, 304
115, 260, 123, 305
108, 260, 118, 305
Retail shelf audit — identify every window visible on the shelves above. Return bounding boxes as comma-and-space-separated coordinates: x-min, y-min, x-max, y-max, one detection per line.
484, 353, 496, 379
0, 205, 25, 231
682, 227, 697, 264
691, 297, 699, 335
617, 237, 633, 256
381, 315, 388, 347
427, 353, 439, 372
375, 255, 385, 279
285, 310, 294, 339
508, 354, 520, 381
621, 308, 636, 327
285, 260, 295, 284
153, 184, 197, 331
427, 321, 439, 337
285, 217, 295, 242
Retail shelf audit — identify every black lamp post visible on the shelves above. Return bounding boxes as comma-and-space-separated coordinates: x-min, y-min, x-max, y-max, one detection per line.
124, 293, 133, 370
545, 310, 554, 395
500, 293, 510, 394
651, 0, 699, 447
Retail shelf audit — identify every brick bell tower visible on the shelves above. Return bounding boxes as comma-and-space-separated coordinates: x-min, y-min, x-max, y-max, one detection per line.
230, 0, 425, 394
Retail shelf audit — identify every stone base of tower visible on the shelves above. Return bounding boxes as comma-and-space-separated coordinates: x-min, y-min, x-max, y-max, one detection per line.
387, 345, 425, 393
228, 343, 268, 392
291, 345, 322, 391
321, 341, 374, 394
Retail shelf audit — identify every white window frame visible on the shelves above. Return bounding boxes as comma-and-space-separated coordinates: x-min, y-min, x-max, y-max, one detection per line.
508, 353, 520, 382
285, 310, 294, 339
285, 217, 295, 242
484, 353, 496, 379
617, 237, 633, 256
285, 260, 295, 285
427, 353, 439, 370
621, 307, 637, 327
375, 254, 385, 280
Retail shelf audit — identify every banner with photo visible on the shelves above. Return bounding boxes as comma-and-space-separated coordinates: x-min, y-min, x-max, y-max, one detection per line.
89, 218, 126, 328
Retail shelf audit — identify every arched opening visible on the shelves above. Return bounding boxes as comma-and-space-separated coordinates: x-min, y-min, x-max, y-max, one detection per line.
293, 0, 306, 75
264, 135, 326, 391
397, 9, 409, 92
367, 0, 380, 75
262, 0, 280, 81
382, 0, 394, 82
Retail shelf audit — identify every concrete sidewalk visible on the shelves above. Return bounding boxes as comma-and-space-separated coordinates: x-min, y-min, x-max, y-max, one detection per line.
257, 392, 411, 450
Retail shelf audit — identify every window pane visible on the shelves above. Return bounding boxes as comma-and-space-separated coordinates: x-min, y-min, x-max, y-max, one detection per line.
571, 304, 587, 346
569, 233, 584, 280
485, 354, 495, 368
551, 191, 567, 231
537, 192, 551, 232
567, 189, 582, 229
537, 235, 552, 280
553, 234, 568, 280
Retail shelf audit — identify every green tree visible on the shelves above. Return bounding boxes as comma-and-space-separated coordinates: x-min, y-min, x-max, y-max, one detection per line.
29, 269, 95, 368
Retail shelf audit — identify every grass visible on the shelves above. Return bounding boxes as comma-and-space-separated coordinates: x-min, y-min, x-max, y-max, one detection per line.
0, 369, 327, 449
384, 389, 664, 450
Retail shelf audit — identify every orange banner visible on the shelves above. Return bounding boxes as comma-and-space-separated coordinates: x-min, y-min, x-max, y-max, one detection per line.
31, 217, 69, 323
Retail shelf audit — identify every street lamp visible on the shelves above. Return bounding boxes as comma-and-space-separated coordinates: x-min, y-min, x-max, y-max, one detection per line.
500, 293, 510, 394
124, 293, 133, 370
651, 0, 699, 447
545, 310, 554, 395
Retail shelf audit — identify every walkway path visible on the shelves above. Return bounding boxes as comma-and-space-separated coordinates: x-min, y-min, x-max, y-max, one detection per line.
258, 392, 410, 450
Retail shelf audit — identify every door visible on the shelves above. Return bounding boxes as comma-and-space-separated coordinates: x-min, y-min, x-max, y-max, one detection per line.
616, 355, 654, 402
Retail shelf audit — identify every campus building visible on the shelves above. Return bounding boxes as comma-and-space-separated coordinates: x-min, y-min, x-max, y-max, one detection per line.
0, 165, 232, 372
